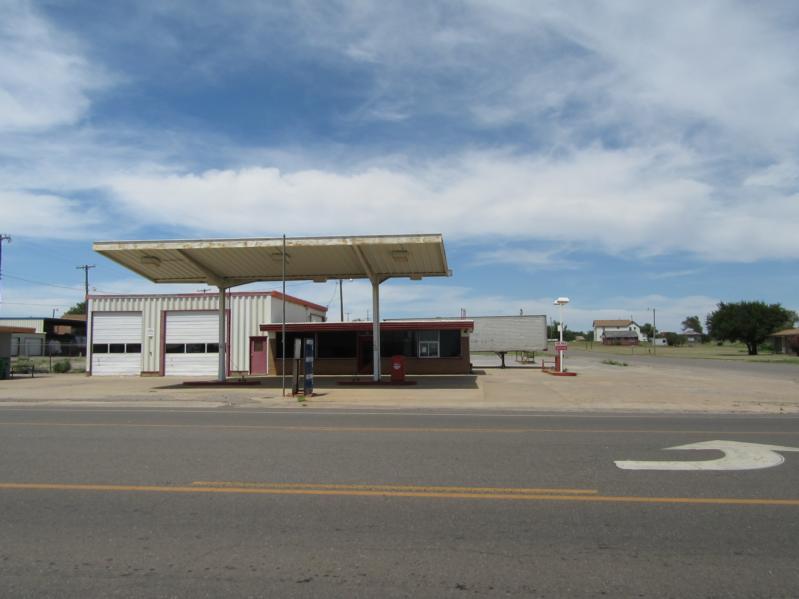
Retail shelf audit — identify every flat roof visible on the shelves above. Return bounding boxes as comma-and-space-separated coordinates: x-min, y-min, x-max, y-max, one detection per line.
0, 326, 37, 334
93, 234, 450, 287
0, 317, 86, 327
260, 320, 473, 333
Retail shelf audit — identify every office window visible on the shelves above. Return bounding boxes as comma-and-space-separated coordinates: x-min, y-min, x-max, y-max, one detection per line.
417, 330, 439, 358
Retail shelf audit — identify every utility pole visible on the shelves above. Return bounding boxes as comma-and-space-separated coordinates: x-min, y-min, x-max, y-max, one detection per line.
76, 264, 95, 360
339, 279, 344, 322
653, 308, 657, 355
0, 234, 11, 304
76, 264, 95, 310
648, 307, 657, 355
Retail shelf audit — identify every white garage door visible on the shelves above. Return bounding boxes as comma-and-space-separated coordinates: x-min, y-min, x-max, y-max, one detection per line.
164, 312, 221, 376
91, 313, 143, 375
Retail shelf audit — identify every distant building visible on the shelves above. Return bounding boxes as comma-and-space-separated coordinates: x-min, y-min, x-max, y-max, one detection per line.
771, 328, 799, 355
682, 329, 703, 343
0, 317, 85, 356
601, 330, 640, 346
593, 320, 646, 344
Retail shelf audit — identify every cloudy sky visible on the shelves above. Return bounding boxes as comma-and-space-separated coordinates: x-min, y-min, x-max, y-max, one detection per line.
1, 0, 798, 331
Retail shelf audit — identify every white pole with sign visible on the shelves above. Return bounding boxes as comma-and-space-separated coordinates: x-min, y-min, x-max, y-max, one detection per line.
553, 297, 570, 373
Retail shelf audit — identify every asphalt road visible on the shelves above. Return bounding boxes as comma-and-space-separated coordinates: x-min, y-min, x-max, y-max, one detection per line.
1, 406, 798, 597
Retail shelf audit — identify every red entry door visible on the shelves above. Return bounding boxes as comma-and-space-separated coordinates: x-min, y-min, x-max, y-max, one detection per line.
250, 337, 268, 374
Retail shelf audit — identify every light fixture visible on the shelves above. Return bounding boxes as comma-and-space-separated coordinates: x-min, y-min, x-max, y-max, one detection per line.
270, 251, 290, 263
391, 249, 409, 262
409, 274, 422, 280
312, 277, 328, 283
140, 255, 161, 267
553, 297, 570, 306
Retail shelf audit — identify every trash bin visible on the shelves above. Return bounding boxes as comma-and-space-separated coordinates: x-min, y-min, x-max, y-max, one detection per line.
390, 355, 406, 383
0, 357, 9, 380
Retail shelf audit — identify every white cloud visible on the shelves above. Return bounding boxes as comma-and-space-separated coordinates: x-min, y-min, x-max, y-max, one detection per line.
0, 0, 109, 131
0, 190, 105, 239
471, 247, 579, 270
105, 143, 799, 261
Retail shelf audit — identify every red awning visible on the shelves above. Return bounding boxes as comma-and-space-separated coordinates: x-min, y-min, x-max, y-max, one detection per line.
260, 320, 473, 333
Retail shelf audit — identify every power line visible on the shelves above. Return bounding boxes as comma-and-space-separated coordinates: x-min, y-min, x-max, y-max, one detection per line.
0, 272, 120, 295
1, 273, 86, 292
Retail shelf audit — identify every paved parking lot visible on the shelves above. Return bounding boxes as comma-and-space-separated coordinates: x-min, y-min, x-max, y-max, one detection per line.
1, 353, 798, 413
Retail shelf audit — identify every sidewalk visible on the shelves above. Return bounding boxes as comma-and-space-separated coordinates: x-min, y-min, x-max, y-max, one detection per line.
1, 355, 797, 413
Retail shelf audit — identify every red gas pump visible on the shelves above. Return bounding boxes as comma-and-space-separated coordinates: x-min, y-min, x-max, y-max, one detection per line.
390, 355, 406, 383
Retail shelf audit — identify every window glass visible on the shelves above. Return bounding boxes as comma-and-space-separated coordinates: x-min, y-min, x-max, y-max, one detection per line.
417, 330, 439, 342
92, 343, 108, 354
318, 332, 356, 358
126, 343, 142, 353
206, 343, 219, 353
439, 330, 461, 357
109, 344, 125, 354
165, 343, 185, 354
186, 343, 205, 353
275, 333, 305, 358
380, 331, 414, 357
418, 341, 439, 358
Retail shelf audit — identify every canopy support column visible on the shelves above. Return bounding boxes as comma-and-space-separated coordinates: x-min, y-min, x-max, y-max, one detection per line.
218, 287, 226, 382
371, 278, 381, 382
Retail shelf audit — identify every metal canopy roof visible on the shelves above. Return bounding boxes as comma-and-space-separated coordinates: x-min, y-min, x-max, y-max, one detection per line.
93, 234, 450, 288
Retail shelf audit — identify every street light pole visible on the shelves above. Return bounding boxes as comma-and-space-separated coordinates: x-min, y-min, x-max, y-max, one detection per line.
553, 297, 570, 373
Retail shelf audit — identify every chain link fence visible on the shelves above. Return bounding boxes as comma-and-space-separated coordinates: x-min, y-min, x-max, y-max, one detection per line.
10, 339, 87, 374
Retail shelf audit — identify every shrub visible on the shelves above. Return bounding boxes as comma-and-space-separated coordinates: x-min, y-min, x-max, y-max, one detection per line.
52, 360, 72, 373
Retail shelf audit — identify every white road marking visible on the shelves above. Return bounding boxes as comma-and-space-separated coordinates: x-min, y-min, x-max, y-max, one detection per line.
615, 440, 799, 471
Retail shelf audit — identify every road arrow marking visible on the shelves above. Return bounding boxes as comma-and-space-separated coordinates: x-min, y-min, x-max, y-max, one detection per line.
615, 440, 799, 471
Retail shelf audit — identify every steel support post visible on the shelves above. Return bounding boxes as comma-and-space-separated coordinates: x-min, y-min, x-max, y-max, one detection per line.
371, 278, 380, 382
218, 287, 226, 382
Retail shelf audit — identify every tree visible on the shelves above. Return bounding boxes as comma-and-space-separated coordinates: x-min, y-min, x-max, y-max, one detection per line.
63, 301, 86, 315
664, 332, 687, 347
640, 323, 654, 338
681, 315, 703, 334
706, 301, 797, 356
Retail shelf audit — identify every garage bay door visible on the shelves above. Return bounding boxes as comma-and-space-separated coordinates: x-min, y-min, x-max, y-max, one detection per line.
91, 313, 143, 375
164, 312, 220, 376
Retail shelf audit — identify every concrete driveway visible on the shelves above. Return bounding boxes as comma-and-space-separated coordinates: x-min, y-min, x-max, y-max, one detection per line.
2, 353, 798, 413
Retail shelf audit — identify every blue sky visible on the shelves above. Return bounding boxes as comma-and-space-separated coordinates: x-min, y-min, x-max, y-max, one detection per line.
1, 0, 798, 332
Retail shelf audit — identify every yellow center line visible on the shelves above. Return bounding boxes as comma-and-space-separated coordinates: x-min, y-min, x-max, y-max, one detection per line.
1, 482, 798, 506
190, 481, 598, 495
0, 421, 797, 435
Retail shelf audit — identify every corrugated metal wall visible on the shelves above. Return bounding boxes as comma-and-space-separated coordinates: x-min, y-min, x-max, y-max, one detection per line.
89, 294, 324, 374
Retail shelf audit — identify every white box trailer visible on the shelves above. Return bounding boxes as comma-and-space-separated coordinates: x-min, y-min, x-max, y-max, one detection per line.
469, 315, 547, 366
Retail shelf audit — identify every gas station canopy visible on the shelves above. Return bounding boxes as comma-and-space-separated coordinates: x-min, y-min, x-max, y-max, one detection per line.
93, 234, 450, 287
93, 233, 451, 383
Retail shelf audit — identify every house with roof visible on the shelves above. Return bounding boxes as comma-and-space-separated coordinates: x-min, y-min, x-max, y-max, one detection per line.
771, 328, 799, 355
593, 319, 646, 345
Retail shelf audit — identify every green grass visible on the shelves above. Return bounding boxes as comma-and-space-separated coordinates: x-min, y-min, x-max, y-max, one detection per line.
601, 359, 628, 367
10, 356, 86, 373
568, 341, 799, 364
